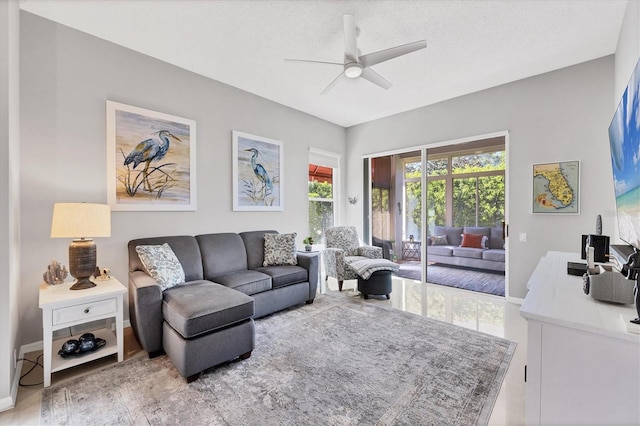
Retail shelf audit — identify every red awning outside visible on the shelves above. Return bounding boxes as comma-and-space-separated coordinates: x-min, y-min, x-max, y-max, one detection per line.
309, 164, 332, 184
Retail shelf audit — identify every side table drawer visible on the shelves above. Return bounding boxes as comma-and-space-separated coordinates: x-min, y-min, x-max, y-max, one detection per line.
52, 298, 117, 326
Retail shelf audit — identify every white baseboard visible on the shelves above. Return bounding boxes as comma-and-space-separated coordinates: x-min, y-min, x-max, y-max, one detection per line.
506, 295, 524, 305
0, 382, 16, 412
0, 394, 15, 413
20, 341, 42, 356
0, 349, 23, 412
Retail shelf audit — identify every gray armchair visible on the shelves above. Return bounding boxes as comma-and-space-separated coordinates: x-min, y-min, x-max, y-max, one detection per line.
323, 226, 382, 291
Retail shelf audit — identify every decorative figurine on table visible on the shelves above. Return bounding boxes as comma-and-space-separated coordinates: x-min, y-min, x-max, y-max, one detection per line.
621, 249, 640, 324
43, 259, 68, 285
94, 266, 111, 281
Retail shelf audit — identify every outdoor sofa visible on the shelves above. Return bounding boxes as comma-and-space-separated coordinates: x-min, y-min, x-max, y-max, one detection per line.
426, 225, 505, 272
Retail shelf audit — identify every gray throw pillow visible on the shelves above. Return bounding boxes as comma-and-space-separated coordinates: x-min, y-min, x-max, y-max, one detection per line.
430, 235, 448, 246
263, 232, 298, 266
135, 243, 185, 291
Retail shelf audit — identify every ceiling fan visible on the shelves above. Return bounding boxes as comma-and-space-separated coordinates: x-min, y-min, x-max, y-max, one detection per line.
285, 13, 427, 95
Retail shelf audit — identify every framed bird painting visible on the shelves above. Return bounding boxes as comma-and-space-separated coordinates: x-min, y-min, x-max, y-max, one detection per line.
232, 131, 284, 211
106, 101, 197, 211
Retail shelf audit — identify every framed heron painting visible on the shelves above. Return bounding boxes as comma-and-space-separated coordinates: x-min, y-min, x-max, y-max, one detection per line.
106, 101, 196, 211
232, 131, 283, 211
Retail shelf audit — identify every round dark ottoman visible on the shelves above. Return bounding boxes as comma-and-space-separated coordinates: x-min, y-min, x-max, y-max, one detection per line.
357, 270, 392, 299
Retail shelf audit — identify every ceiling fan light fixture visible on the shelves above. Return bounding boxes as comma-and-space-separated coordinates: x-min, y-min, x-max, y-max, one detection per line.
344, 63, 363, 79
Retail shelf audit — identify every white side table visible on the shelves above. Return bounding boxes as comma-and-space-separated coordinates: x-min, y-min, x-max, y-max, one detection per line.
38, 277, 127, 387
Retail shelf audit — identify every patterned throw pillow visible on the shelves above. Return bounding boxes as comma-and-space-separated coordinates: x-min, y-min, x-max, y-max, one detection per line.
430, 235, 448, 246
481, 235, 489, 249
135, 243, 185, 291
263, 233, 298, 266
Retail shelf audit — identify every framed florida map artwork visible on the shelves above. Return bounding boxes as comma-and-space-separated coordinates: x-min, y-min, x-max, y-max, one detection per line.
106, 101, 196, 211
232, 131, 283, 211
532, 160, 580, 214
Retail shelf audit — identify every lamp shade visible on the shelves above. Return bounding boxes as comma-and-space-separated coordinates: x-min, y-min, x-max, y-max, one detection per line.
50, 203, 111, 239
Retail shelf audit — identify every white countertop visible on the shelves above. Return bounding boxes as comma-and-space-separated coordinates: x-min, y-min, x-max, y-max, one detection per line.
520, 251, 640, 343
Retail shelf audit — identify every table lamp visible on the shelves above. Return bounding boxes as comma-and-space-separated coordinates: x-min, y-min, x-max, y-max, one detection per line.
50, 203, 111, 290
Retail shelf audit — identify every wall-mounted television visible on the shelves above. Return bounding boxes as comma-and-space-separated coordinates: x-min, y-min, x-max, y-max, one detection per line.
609, 57, 640, 253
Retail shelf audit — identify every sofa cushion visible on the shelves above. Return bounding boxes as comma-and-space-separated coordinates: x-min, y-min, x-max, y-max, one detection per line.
196, 233, 248, 279
460, 233, 484, 249
434, 226, 463, 247
483, 249, 505, 262
211, 270, 272, 296
463, 226, 491, 237
427, 245, 454, 256
263, 232, 298, 266
239, 230, 278, 269
129, 236, 203, 282
135, 243, 185, 291
453, 247, 484, 259
490, 226, 505, 250
256, 265, 308, 289
162, 281, 254, 339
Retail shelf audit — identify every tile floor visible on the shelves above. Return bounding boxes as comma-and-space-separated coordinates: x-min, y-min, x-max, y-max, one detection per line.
0, 276, 527, 425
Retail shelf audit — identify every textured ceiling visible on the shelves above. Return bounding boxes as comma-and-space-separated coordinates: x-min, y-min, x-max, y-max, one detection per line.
20, 0, 627, 127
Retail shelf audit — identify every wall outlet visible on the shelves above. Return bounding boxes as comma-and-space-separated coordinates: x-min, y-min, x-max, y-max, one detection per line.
519, 232, 527, 243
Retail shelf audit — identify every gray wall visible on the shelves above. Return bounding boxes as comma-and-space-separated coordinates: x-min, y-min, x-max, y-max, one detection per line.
346, 56, 616, 300
19, 12, 346, 346
0, 0, 20, 411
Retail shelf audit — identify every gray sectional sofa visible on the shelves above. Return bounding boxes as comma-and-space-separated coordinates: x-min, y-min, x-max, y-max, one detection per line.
128, 230, 319, 381
426, 226, 505, 272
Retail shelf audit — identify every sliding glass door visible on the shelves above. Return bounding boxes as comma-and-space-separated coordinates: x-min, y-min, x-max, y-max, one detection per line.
365, 134, 508, 297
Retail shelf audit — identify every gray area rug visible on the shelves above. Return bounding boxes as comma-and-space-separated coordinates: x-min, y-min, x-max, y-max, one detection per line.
395, 263, 505, 297
41, 293, 515, 425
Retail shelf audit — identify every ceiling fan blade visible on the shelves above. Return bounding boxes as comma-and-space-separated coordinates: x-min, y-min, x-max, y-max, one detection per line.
360, 68, 392, 90
343, 13, 358, 63
284, 59, 343, 66
360, 40, 427, 68
321, 72, 346, 95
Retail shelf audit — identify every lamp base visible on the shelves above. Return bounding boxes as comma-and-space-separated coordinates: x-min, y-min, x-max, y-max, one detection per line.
70, 277, 96, 290
69, 238, 97, 290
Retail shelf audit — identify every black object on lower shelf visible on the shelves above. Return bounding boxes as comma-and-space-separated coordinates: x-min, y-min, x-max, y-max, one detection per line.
58, 333, 106, 358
